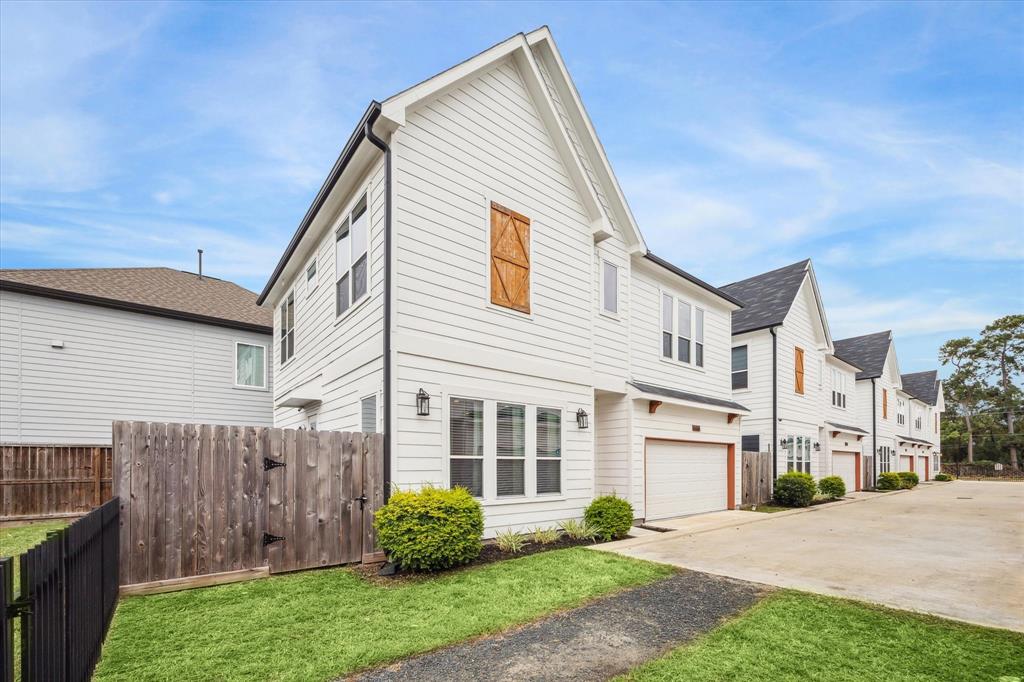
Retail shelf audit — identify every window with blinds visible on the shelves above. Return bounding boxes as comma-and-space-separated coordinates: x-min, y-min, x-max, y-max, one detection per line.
732, 346, 748, 389
536, 407, 561, 495
279, 292, 295, 364
450, 398, 484, 497
360, 395, 377, 433
496, 403, 525, 497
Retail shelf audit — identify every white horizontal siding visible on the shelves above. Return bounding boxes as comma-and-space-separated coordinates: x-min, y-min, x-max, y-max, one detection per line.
594, 392, 630, 499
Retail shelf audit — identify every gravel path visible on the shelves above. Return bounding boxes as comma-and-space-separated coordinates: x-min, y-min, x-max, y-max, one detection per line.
350, 570, 768, 682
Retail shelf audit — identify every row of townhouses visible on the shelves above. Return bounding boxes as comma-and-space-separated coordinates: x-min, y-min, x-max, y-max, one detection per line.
0, 28, 942, 534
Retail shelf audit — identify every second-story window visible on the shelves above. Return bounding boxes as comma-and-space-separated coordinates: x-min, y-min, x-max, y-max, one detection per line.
601, 260, 618, 315
732, 346, 748, 389
661, 292, 704, 367
305, 259, 318, 294
897, 397, 906, 426
279, 292, 295, 364
831, 368, 847, 408
336, 194, 368, 317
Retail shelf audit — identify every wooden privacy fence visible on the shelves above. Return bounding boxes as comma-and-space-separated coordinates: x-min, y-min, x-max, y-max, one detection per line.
1, 444, 113, 520
863, 455, 875, 490
113, 421, 384, 587
741, 451, 772, 507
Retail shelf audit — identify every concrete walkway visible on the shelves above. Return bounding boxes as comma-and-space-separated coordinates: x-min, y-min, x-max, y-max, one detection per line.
596, 481, 1024, 631
350, 571, 767, 681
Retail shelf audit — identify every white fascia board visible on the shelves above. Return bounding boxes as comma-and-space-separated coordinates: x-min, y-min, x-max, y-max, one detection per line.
627, 386, 751, 416
806, 262, 833, 352
825, 354, 861, 374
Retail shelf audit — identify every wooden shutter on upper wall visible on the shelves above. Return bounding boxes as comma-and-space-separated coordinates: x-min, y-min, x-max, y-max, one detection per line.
490, 201, 531, 314
882, 389, 888, 418
794, 347, 805, 394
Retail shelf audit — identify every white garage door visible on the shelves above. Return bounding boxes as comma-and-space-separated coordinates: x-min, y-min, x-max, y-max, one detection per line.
645, 440, 728, 521
918, 456, 929, 480
832, 452, 857, 492
899, 455, 913, 472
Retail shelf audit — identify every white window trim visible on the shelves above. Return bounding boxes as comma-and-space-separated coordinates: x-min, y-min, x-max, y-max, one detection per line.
279, 290, 296, 367
443, 390, 566, 503
233, 341, 268, 390
305, 257, 319, 297
599, 259, 619, 319
731, 345, 749, 391
335, 187, 372, 322
659, 288, 706, 371
785, 435, 811, 474
483, 196, 536, 321
360, 394, 378, 433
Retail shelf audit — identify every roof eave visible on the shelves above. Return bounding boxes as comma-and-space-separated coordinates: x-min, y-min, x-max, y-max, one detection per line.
642, 252, 745, 308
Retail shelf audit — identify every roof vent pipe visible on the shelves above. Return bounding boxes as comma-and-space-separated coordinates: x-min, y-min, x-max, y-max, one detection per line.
198, 249, 203, 280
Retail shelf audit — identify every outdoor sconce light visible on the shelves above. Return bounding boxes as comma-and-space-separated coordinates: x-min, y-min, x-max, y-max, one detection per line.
576, 408, 589, 429
813, 441, 821, 451
416, 388, 430, 416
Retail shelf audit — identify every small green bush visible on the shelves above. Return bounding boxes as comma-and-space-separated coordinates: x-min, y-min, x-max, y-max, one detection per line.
531, 527, 560, 544
876, 471, 902, 490
584, 495, 634, 541
972, 460, 997, 469
559, 518, 599, 541
774, 471, 816, 507
933, 472, 952, 481
817, 476, 846, 499
495, 529, 527, 554
374, 485, 484, 571
898, 471, 920, 489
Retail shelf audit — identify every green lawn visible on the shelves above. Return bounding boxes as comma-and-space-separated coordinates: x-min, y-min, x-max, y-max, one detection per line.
95, 548, 674, 681
0, 521, 68, 592
619, 591, 1024, 682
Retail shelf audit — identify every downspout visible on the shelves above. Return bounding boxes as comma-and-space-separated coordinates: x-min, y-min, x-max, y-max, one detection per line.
871, 378, 877, 488
364, 103, 393, 500
770, 326, 779, 488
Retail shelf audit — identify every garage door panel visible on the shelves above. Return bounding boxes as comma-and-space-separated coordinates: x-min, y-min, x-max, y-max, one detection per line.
918, 456, 929, 480
832, 452, 856, 492
645, 441, 728, 521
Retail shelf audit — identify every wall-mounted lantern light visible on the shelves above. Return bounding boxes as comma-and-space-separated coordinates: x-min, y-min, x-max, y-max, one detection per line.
416, 388, 430, 416
576, 408, 589, 429
813, 441, 821, 451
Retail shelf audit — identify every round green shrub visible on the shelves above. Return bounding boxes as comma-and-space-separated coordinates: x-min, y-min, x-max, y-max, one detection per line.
897, 471, 920, 489
876, 471, 902, 490
933, 472, 952, 481
817, 475, 846, 499
774, 472, 816, 507
374, 485, 484, 571
584, 495, 634, 541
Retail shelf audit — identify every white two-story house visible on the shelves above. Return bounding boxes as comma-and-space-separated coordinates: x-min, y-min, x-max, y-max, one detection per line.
898, 370, 944, 478
720, 259, 865, 492
256, 28, 749, 534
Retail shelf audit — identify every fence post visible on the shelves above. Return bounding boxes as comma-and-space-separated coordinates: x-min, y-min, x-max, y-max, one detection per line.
0, 557, 12, 682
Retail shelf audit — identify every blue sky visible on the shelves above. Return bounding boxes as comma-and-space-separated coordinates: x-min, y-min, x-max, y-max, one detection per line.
1, 1, 1021, 373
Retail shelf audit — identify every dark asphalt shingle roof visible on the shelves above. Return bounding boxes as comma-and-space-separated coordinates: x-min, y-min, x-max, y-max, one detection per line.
0, 267, 272, 332
898, 435, 933, 445
643, 253, 745, 307
719, 260, 810, 335
901, 370, 940, 405
833, 330, 892, 380
826, 421, 869, 436
629, 381, 750, 413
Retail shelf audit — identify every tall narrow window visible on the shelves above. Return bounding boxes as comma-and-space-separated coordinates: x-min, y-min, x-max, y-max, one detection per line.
280, 292, 294, 364
732, 346, 748, 390
794, 347, 805, 394
489, 202, 531, 313
450, 398, 483, 496
361, 395, 377, 433
235, 343, 266, 388
677, 300, 692, 363
661, 293, 673, 358
336, 194, 368, 316
536, 407, 562, 494
306, 259, 318, 293
496, 403, 525, 497
694, 308, 705, 367
601, 260, 618, 314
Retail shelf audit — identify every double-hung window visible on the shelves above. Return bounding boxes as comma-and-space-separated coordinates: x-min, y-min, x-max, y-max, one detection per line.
661, 292, 704, 367
235, 342, 266, 388
305, 259, 318, 294
536, 408, 562, 494
831, 368, 847, 408
496, 403, 526, 497
601, 260, 618, 315
897, 398, 906, 426
336, 194, 369, 317
279, 292, 295, 364
731, 346, 748, 390
879, 446, 892, 473
450, 398, 484, 497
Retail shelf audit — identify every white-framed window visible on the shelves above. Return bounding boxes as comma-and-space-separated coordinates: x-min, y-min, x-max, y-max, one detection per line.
661, 291, 704, 367
305, 258, 318, 294
234, 342, 267, 389
601, 260, 618, 315
732, 346, 748, 390
361, 395, 377, 433
897, 398, 906, 426
914, 413, 922, 430
279, 291, 295, 365
447, 396, 563, 499
879, 446, 892, 473
932, 454, 939, 471
785, 435, 811, 474
336, 193, 369, 317
831, 368, 847, 408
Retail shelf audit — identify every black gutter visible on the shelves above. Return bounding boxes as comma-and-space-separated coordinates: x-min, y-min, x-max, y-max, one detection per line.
770, 325, 779, 489
0, 280, 272, 334
256, 102, 379, 306
362, 103, 393, 502
642, 252, 745, 308
871, 378, 878, 488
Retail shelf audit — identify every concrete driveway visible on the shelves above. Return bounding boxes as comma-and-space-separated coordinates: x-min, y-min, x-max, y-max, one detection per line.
597, 481, 1024, 631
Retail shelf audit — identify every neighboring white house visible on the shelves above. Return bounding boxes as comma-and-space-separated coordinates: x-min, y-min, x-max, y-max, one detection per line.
898, 370, 945, 479
0, 267, 274, 444
256, 28, 749, 535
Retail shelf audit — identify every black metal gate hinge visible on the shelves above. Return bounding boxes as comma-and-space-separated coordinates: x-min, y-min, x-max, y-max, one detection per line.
5, 597, 31, 618
262, 532, 285, 547
263, 457, 286, 471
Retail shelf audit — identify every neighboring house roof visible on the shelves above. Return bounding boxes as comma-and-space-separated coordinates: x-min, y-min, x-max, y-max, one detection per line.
628, 381, 750, 413
826, 421, 869, 436
833, 330, 893, 380
901, 370, 940, 406
0, 268, 272, 334
719, 259, 811, 335
898, 435, 933, 445
642, 252, 744, 308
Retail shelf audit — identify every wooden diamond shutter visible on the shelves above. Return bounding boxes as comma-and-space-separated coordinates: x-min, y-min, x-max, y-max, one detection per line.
794, 347, 805, 394
490, 201, 531, 314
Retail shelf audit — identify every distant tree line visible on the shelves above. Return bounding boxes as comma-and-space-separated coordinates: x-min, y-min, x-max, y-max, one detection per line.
940, 315, 1023, 468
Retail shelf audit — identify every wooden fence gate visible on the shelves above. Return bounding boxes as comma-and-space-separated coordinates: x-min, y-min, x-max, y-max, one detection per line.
741, 451, 773, 507
862, 455, 874, 490
112, 421, 384, 587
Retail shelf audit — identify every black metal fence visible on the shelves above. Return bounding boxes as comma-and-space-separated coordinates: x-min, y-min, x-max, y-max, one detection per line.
2, 497, 119, 681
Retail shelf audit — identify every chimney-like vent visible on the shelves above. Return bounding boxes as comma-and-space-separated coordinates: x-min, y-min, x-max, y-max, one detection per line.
198, 249, 204, 280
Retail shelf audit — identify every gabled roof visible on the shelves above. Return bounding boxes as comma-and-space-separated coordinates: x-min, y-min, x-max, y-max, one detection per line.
642, 252, 744, 308
833, 331, 893, 380
901, 370, 940, 406
720, 259, 811, 335
1, 268, 272, 333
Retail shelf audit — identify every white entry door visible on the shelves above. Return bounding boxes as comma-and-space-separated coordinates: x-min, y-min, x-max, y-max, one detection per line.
832, 452, 857, 492
645, 440, 728, 521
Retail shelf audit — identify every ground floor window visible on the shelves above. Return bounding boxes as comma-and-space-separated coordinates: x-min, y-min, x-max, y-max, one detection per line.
932, 454, 940, 471
878, 446, 893, 473
785, 435, 811, 474
448, 396, 563, 499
